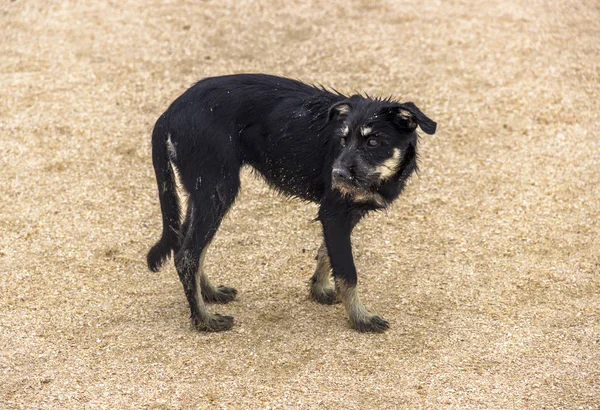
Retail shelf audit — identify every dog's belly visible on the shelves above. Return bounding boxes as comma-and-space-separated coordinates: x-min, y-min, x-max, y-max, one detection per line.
249, 160, 325, 203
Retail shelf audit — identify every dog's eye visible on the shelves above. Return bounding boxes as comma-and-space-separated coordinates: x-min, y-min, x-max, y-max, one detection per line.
340, 137, 347, 146
367, 138, 379, 147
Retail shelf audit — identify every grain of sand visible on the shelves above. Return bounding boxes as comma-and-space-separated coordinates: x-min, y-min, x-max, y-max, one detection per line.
1, 0, 599, 408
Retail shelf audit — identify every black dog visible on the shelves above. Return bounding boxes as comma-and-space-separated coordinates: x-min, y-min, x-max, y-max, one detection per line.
147, 74, 436, 332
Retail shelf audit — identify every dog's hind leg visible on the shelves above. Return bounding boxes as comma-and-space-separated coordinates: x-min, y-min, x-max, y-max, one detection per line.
309, 241, 339, 305
178, 204, 237, 305
197, 243, 238, 304
174, 173, 240, 332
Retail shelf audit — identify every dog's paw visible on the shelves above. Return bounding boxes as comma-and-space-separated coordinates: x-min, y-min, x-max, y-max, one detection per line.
309, 287, 340, 305
203, 286, 237, 304
193, 313, 234, 332
351, 315, 389, 333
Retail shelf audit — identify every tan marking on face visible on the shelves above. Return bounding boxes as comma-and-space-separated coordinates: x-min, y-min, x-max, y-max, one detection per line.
352, 191, 388, 207
331, 181, 352, 196
351, 192, 369, 202
341, 125, 349, 136
367, 192, 387, 208
375, 148, 401, 180
398, 109, 412, 120
360, 126, 372, 137
332, 183, 388, 208
398, 109, 417, 128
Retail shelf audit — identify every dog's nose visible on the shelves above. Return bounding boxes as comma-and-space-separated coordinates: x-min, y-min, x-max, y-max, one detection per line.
332, 167, 351, 181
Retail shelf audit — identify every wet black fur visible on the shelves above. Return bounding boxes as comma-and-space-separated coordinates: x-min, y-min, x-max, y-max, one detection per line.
147, 74, 436, 331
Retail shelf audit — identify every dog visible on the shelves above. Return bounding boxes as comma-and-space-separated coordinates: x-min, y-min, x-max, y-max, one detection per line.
147, 74, 436, 333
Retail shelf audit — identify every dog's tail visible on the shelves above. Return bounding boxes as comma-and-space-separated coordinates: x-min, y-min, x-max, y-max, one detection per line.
147, 113, 182, 272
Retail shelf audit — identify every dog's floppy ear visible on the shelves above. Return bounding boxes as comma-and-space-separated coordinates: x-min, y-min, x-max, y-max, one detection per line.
392, 102, 437, 135
327, 101, 352, 122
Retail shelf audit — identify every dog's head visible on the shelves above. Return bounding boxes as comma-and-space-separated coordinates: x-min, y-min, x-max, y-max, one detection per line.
327, 96, 436, 207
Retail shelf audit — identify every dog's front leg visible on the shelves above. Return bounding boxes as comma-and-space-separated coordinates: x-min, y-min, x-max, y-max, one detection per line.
318, 202, 390, 333
309, 241, 339, 305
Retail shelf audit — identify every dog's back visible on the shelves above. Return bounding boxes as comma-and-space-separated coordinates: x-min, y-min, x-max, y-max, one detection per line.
165, 74, 345, 201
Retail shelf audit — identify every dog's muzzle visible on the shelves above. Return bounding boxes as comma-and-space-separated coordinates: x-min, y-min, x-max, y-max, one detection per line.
331, 167, 361, 197
332, 167, 351, 182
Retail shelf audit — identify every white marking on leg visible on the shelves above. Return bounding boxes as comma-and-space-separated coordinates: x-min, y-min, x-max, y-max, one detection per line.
166, 133, 177, 162
335, 278, 371, 324
313, 241, 332, 290
310, 241, 338, 303
195, 243, 215, 303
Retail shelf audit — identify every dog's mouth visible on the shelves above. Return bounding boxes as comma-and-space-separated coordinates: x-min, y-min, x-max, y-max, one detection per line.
331, 170, 382, 204
331, 178, 359, 195
332, 181, 385, 206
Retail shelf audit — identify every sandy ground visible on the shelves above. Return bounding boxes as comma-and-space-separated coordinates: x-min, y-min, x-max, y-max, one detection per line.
1, 0, 599, 408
